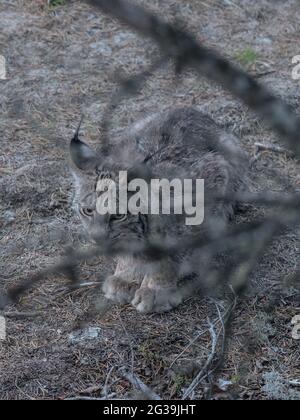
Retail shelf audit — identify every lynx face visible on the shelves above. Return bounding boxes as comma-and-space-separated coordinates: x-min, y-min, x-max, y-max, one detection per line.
70, 135, 148, 245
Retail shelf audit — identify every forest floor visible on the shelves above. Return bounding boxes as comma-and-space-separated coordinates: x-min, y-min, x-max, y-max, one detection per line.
0, 0, 299, 400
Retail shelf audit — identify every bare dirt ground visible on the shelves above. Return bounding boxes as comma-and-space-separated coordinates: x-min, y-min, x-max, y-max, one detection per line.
0, 0, 299, 400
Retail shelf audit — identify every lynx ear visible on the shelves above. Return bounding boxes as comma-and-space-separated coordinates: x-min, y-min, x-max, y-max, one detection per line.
70, 119, 98, 171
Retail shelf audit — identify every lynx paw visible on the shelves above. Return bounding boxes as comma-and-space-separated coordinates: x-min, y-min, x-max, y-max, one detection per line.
103, 275, 139, 304
131, 286, 183, 313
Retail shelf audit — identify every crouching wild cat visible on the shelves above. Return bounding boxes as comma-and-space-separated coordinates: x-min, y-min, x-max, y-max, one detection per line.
70, 107, 248, 313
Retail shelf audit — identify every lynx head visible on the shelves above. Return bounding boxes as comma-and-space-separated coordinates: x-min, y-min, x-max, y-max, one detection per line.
69, 126, 149, 246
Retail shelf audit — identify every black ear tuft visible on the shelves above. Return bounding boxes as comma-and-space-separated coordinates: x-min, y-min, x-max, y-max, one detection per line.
70, 118, 98, 171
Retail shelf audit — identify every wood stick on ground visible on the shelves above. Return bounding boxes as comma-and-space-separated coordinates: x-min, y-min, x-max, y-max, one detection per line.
65, 393, 116, 400
255, 142, 295, 157
289, 380, 300, 388
182, 319, 218, 399
3, 311, 41, 319
120, 368, 162, 400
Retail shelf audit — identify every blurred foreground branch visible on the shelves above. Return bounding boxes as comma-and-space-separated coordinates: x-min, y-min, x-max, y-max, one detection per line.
86, 0, 300, 158
1, 0, 299, 399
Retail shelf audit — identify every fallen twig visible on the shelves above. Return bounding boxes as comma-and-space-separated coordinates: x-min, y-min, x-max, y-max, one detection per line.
120, 368, 162, 400
86, 0, 300, 158
182, 318, 218, 399
255, 142, 295, 157
3, 311, 42, 319
289, 380, 300, 388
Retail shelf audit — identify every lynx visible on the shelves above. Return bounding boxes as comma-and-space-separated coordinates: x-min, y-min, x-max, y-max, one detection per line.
70, 107, 248, 313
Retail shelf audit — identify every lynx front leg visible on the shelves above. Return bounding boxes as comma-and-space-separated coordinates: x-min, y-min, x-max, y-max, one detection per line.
103, 257, 144, 304
131, 261, 184, 313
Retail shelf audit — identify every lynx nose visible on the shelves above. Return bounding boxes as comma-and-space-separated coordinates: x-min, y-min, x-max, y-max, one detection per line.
90, 214, 110, 243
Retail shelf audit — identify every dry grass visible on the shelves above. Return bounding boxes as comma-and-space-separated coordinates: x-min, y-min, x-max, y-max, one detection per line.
0, 0, 299, 400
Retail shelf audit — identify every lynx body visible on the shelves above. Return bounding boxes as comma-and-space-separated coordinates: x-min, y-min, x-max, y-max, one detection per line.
70, 107, 248, 313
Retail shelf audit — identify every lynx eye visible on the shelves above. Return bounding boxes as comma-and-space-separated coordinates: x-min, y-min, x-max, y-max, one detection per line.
81, 206, 94, 217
